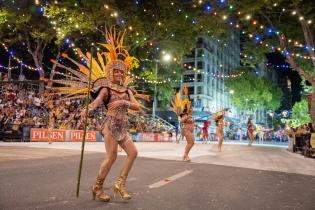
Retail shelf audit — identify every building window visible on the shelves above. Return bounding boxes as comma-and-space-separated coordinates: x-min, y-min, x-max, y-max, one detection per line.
188, 87, 194, 95
197, 49, 203, 57
183, 74, 194, 82
197, 37, 203, 44
184, 50, 195, 58
195, 98, 202, 108
197, 74, 202, 82
197, 61, 203, 69
183, 62, 194, 70
197, 86, 203, 94
207, 64, 210, 72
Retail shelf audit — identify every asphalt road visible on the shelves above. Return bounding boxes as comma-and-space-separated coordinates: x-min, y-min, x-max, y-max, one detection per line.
1, 147, 315, 210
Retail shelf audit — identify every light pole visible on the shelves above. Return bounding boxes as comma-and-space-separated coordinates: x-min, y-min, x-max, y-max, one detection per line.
228, 89, 234, 117
244, 98, 249, 123
270, 112, 274, 129
151, 53, 172, 119
153, 61, 158, 119
267, 110, 274, 129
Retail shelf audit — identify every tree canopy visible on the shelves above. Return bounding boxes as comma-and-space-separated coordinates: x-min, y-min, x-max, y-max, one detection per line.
225, 67, 283, 112
282, 99, 311, 128
0, 1, 56, 77
2, 0, 310, 112
227, 0, 315, 122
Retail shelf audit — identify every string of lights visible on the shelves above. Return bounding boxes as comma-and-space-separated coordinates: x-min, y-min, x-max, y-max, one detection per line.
265, 63, 291, 69
4, 1, 312, 77
3, 0, 313, 83
0, 64, 19, 70
111, 1, 314, 60
196, 1, 313, 50
4, 1, 315, 54
0, 43, 40, 71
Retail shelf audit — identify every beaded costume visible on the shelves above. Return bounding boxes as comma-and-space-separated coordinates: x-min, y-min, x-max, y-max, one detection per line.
101, 89, 131, 141
45, 28, 149, 142
247, 118, 254, 145
202, 120, 210, 139
213, 109, 226, 141
171, 85, 195, 161
171, 85, 194, 134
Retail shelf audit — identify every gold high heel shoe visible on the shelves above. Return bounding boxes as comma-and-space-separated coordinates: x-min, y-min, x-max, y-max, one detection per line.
113, 172, 132, 200
91, 176, 110, 202
182, 155, 191, 162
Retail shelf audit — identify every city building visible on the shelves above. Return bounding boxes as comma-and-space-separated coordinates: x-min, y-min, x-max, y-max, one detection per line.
176, 30, 241, 121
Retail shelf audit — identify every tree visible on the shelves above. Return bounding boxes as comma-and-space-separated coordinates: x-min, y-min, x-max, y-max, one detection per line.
43, 0, 106, 83
225, 67, 282, 114
43, 0, 230, 108
228, 0, 315, 124
0, 1, 55, 78
0, 1, 104, 79
282, 99, 311, 128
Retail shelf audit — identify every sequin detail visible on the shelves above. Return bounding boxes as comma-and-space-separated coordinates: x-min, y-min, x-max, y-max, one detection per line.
101, 89, 130, 141
181, 115, 194, 133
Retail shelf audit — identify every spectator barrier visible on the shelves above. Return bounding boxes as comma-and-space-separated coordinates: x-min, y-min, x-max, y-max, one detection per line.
30, 128, 176, 142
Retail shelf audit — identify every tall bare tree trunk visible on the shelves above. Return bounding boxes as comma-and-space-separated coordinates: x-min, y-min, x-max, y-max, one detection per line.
26, 35, 47, 93
48, 52, 60, 87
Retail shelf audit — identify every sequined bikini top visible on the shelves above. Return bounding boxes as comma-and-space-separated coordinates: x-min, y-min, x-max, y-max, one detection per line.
106, 89, 130, 120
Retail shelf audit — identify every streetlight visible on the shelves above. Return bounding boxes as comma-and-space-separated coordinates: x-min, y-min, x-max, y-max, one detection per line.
244, 98, 249, 123
151, 53, 172, 119
268, 111, 274, 129
163, 54, 172, 62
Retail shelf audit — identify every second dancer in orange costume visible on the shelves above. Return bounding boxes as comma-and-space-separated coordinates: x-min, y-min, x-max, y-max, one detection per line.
213, 109, 225, 152
180, 103, 195, 161
171, 85, 195, 161
247, 117, 254, 146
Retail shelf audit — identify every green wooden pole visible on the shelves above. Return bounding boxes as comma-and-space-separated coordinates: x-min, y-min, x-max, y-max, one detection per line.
76, 47, 94, 198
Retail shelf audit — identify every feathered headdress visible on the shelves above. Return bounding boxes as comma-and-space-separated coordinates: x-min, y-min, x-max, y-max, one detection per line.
44, 27, 149, 102
171, 84, 192, 116
212, 108, 227, 121
99, 27, 139, 81
171, 91, 185, 115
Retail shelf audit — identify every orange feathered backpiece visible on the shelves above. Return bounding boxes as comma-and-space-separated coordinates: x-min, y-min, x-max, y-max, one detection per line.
171, 84, 192, 116
212, 107, 226, 121
45, 27, 147, 103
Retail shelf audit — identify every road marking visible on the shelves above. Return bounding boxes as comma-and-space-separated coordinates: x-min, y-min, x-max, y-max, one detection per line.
148, 170, 193, 189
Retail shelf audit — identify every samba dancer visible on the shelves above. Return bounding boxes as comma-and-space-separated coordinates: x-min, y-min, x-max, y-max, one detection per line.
201, 120, 210, 143
213, 109, 226, 152
48, 28, 148, 202
247, 117, 254, 146
171, 85, 195, 161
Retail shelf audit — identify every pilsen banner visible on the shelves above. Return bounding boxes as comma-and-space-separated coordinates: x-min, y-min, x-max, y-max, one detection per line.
30, 129, 100, 142
30, 128, 176, 142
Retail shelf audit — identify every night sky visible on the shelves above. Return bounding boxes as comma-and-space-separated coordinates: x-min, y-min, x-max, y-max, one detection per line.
266, 52, 302, 108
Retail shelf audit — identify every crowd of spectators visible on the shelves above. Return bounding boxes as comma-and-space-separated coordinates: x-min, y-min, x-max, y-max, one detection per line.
0, 82, 171, 138
3, 82, 305, 143
129, 114, 171, 133
0, 82, 48, 135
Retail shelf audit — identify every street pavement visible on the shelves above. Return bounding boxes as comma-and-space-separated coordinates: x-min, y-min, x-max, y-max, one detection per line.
1, 141, 315, 210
